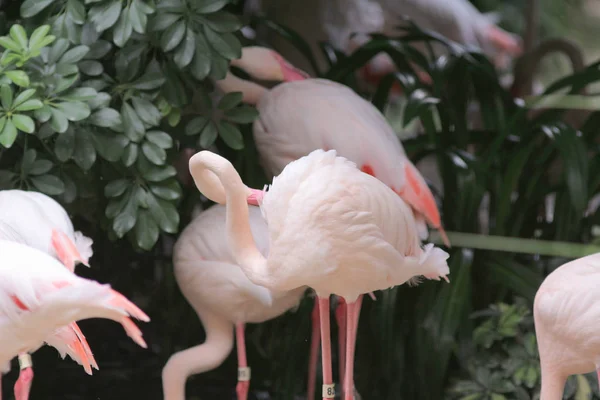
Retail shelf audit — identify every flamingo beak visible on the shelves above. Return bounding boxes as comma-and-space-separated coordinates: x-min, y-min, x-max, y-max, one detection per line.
247, 188, 264, 206
271, 52, 310, 81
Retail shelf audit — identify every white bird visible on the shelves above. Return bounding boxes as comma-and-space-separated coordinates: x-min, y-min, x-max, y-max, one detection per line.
534, 253, 600, 399
162, 204, 306, 400
189, 149, 450, 400
0, 240, 150, 400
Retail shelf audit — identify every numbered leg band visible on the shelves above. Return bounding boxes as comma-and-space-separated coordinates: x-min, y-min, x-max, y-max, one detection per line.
238, 366, 251, 382
322, 383, 335, 398
18, 354, 32, 370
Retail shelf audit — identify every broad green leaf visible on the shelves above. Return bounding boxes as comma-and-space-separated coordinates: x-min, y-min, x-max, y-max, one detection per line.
0, 37, 21, 53
5, 71, 29, 87
149, 180, 181, 200
199, 120, 218, 148
50, 107, 69, 133
129, 0, 149, 34
142, 141, 166, 165
105, 179, 129, 197
173, 28, 195, 68
203, 11, 242, 33
113, 210, 136, 237
29, 159, 53, 175
208, 50, 228, 80
48, 39, 70, 64
113, 7, 133, 47
86, 40, 112, 59
121, 142, 138, 166
185, 115, 209, 135
224, 106, 258, 124
218, 92, 243, 110
54, 127, 76, 161
12, 114, 35, 133
88, 92, 111, 109
63, 87, 98, 101
92, 131, 128, 161
161, 20, 186, 52
217, 121, 244, 149
34, 105, 52, 123
89, 1, 122, 32
203, 27, 241, 60
194, 0, 229, 13
1, 84, 13, 109
9, 25, 28, 50
131, 96, 161, 126
30, 174, 65, 195
151, 13, 181, 31
67, 0, 86, 24
121, 102, 145, 141
191, 33, 211, 80
142, 165, 177, 182
79, 60, 103, 76
12, 89, 36, 108
0, 119, 17, 147
131, 59, 165, 90
147, 193, 179, 233
134, 209, 159, 250
72, 129, 96, 170
146, 130, 173, 149
89, 108, 122, 129
56, 101, 91, 121
21, 0, 55, 18
21, 149, 37, 172
59, 45, 90, 64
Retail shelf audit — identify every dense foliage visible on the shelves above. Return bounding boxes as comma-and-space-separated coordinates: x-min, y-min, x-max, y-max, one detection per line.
2, 1, 600, 399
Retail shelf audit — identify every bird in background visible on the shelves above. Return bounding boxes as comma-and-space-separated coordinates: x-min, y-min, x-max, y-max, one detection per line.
162, 204, 307, 400
534, 253, 600, 400
215, 45, 450, 399
0, 189, 143, 400
189, 149, 450, 400
0, 240, 150, 400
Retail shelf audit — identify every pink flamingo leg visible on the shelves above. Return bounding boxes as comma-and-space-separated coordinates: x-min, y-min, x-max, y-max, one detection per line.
344, 295, 364, 400
307, 301, 321, 400
334, 297, 347, 398
14, 353, 33, 400
235, 323, 250, 400
318, 296, 335, 400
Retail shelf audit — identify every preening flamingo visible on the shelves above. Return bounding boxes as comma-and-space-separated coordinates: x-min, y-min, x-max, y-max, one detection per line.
0, 189, 138, 400
0, 239, 150, 400
189, 149, 450, 400
534, 253, 600, 399
162, 204, 307, 400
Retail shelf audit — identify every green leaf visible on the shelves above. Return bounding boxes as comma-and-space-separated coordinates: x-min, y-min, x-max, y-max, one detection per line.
204, 27, 241, 60
34, 105, 52, 123
142, 165, 177, 182
135, 209, 159, 250
5, 71, 30, 88
146, 130, 173, 149
203, 11, 242, 33
121, 102, 145, 141
89, 108, 122, 130
185, 115, 208, 135
0, 37, 21, 53
21, 148, 36, 173
217, 121, 244, 149
113, 7, 133, 47
1, 84, 13, 109
28, 25, 52, 50
54, 127, 75, 162
113, 210, 136, 237
194, 0, 229, 13
218, 92, 243, 110
131, 59, 165, 90
224, 106, 259, 124
199, 120, 218, 148
12, 89, 36, 108
79, 60, 103, 76
67, 0, 86, 24
72, 129, 96, 170
131, 96, 161, 126
0, 119, 17, 147
149, 180, 181, 200
129, 0, 150, 34
48, 39, 70, 64
161, 20, 186, 52
21, 0, 55, 18
12, 114, 35, 133
142, 141, 166, 165
59, 45, 90, 64
86, 40, 112, 59
122, 142, 138, 166
30, 174, 65, 195
105, 179, 129, 197
147, 193, 179, 233
9, 25, 28, 50
191, 33, 211, 80
173, 28, 196, 68
50, 107, 69, 133
56, 101, 91, 121
29, 159, 53, 175
92, 131, 128, 161
90, 1, 122, 32
151, 13, 181, 31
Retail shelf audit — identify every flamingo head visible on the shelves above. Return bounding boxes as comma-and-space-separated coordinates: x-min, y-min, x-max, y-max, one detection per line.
231, 46, 310, 82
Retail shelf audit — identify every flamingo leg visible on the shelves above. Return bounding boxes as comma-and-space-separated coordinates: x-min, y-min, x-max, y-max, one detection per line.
307, 301, 321, 400
235, 323, 250, 400
14, 353, 33, 400
344, 295, 364, 400
334, 297, 347, 398
318, 296, 335, 400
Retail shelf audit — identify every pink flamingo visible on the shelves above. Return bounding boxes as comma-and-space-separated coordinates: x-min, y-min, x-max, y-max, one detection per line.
188, 149, 450, 400
534, 253, 600, 399
0, 189, 143, 400
162, 204, 307, 400
0, 239, 150, 400
213, 46, 449, 398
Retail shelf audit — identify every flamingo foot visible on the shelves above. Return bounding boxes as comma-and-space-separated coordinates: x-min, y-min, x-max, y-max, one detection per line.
51, 229, 89, 272
14, 354, 33, 400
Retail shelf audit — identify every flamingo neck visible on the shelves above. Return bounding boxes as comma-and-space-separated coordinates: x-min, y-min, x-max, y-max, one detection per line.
215, 72, 267, 105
